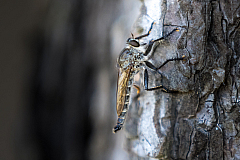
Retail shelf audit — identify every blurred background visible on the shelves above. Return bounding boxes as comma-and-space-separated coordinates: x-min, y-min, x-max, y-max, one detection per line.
0, 0, 142, 159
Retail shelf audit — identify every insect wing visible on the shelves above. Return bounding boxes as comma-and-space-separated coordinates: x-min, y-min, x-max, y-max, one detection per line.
116, 68, 131, 116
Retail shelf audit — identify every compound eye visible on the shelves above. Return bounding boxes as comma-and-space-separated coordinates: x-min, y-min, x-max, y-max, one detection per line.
127, 39, 140, 47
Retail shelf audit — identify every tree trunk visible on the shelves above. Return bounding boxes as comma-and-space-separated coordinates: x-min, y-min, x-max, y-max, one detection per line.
122, 0, 240, 159
16, 0, 239, 160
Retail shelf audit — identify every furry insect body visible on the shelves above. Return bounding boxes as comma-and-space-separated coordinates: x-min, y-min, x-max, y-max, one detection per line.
113, 22, 185, 133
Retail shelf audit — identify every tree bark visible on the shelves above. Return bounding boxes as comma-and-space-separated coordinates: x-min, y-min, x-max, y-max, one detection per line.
123, 0, 240, 159
22, 0, 240, 159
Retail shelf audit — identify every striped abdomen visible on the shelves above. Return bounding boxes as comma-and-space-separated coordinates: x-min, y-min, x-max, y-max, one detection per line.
113, 67, 134, 133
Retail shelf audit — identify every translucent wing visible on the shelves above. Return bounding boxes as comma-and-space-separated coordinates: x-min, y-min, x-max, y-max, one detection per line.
116, 68, 131, 116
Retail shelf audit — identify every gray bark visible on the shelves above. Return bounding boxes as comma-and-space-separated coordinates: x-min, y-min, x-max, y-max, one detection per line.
121, 0, 240, 159
5, 0, 239, 159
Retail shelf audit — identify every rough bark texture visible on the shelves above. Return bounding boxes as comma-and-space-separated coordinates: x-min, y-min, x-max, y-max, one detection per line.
123, 0, 240, 159
2, 0, 239, 160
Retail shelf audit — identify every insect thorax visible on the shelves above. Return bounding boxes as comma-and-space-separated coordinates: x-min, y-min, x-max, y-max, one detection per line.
117, 46, 145, 72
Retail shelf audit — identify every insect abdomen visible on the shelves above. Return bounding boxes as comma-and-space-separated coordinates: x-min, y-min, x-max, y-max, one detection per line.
113, 69, 134, 133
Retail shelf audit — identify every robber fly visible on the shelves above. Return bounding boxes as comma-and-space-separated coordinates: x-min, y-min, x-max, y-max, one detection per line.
113, 22, 186, 133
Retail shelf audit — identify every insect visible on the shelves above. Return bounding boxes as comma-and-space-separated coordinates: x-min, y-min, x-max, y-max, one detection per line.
113, 22, 186, 133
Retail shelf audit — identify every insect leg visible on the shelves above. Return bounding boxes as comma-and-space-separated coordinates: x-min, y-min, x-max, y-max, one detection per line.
144, 40, 155, 56
144, 55, 185, 72
145, 61, 163, 75
144, 69, 172, 92
157, 55, 185, 70
144, 28, 179, 56
144, 55, 185, 92
135, 21, 156, 40
133, 84, 141, 95
152, 28, 179, 43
